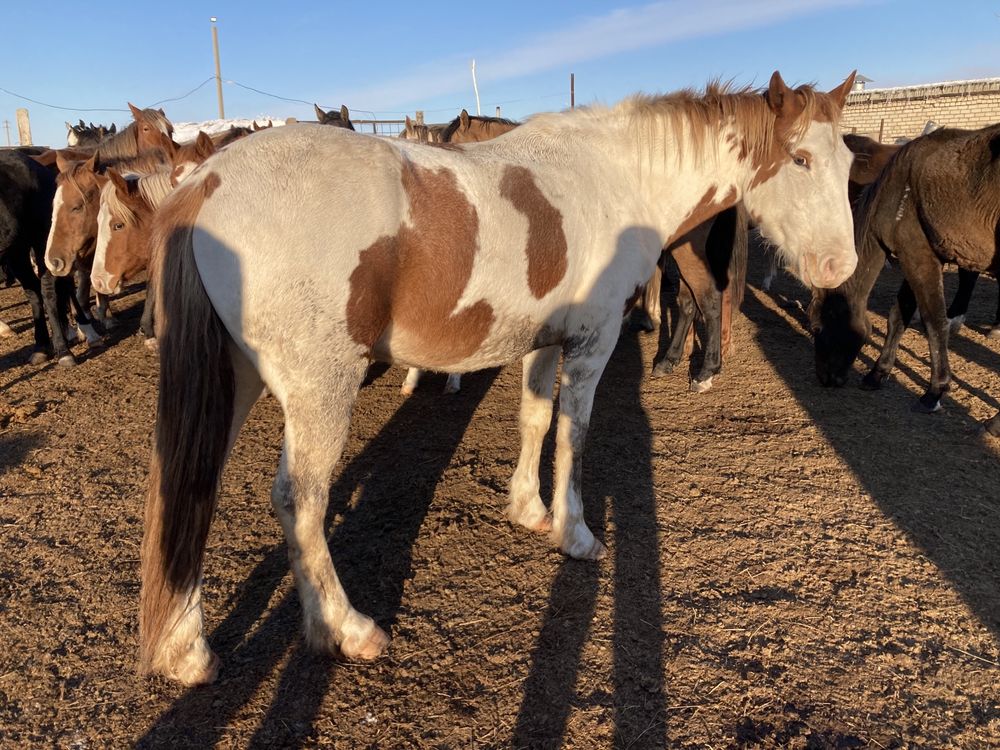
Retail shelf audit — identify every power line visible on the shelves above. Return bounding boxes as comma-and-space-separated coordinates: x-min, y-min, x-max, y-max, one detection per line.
0, 86, 130, 113
149, 77, 216, 107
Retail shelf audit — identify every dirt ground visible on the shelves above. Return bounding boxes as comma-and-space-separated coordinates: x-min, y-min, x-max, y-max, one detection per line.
1, 252, 999, 749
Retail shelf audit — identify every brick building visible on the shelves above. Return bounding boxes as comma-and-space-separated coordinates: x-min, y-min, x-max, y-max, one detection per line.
840, 77, 1000, 143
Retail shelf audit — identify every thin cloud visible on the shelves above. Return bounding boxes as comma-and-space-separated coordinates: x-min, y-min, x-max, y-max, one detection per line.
337, 0, 866, 110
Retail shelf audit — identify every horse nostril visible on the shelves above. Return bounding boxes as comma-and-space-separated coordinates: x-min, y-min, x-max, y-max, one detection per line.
48, 257, 65, 275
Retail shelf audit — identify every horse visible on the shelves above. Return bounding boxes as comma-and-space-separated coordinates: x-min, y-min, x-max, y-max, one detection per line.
646, 204, 749, 391
313, 104, 355, 130
399, 116, 446, 144
0, 151, 81, 366
139, 72, 858, 685
66, 120, 117, 149
90, 136, 212, 345
811, 123, 1000, 432
43, 103, 174, 302
439, 109, 520, 143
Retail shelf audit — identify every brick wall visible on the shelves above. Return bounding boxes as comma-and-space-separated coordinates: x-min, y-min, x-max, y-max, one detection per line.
840, 78, 1000, 142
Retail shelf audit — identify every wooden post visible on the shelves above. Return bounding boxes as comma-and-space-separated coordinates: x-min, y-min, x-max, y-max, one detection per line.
15, 108, 31, 146
496, 106, 501, 117
570, 73, 575, 109
877, 118, 884, 143
2, 120, 10, 147
211, 18, 225, 119
415, 111, 424, 126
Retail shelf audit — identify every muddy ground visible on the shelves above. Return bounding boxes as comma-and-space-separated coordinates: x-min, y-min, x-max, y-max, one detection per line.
1, 252, 999, 749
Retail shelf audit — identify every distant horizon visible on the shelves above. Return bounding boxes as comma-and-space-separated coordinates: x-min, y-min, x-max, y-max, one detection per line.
3, 0, 998, 147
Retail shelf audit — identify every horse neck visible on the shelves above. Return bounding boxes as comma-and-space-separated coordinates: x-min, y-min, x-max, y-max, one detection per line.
96, 125, 139, 164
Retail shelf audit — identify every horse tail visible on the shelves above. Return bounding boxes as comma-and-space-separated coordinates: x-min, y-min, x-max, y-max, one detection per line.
729, 203, 749, 315
139, 172, 234, 675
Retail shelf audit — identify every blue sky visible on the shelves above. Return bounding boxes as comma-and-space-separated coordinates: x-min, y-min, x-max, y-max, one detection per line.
3, 1, 998, 147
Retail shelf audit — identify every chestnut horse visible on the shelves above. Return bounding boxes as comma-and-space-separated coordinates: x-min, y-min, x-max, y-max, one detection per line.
812, 123, 1000, 431
141, 73, 858, 685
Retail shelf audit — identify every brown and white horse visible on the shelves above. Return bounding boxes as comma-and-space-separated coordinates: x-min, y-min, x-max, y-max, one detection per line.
141, 72, 857, 685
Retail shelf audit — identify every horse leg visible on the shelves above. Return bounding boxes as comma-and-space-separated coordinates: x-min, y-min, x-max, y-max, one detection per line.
549, 328, 616, 560
690, 282, 723, 393
443, 373, 462, 394
652, 281, 696, 376
990, 278, 1000, 339
38, 267, 76, 367
507, 345, 560, 533
271, 360, 388, 660
862, 280, 918, 390
8, 251, 52, 363
633, 261, 662, 333
95, 292, 116, 329
947, 269, 977, 333
721, 286, 734, 357
907, 265, 951, 412
761, 254, 779, 291
70, 267, 103, 347
400, 367, 422, 395
140, 280, 157, 348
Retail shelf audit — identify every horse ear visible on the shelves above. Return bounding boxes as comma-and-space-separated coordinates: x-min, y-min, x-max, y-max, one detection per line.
766, 71, 803, 119
65, 121, 74, 132
340, 105, 350, 121
109, 123, 117, 133
195, 131, 216, 159
827, 71, 857, 111
106, 168, 128, 195
128, 102, 143, 120
78, 119, 86, 128
460, 109, 470, 128
314, 104, 326, 121
405, 115, 412, 128
158, 108, 165, 116
55, 150, 72, 173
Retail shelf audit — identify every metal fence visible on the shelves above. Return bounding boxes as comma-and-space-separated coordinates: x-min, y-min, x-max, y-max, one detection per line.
352, 119, 405, 137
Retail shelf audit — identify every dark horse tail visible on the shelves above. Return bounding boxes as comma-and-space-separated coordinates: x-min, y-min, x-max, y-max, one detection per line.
139, 172, 235, 676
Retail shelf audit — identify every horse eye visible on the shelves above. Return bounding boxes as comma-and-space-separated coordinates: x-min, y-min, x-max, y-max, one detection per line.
113, 222, 125, 231
793, 154, 810, 168
71, 204, 83, 213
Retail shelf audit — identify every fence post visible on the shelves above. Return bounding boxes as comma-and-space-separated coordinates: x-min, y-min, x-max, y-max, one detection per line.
877, 118, 884, 143
415, 111, 424, 126
16, 108, 31, 146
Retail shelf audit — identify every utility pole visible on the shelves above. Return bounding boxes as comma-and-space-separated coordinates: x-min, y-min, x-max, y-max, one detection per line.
570, 73, 575, 109
2, 120, 10, 147
211, 16, 225, 118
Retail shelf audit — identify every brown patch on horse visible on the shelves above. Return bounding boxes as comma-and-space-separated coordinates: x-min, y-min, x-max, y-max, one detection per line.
671, 185, 738, 243
500, 166, 568, 298
346, 164, 493, 366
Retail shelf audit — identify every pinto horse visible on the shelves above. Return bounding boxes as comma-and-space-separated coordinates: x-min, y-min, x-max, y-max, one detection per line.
140, 72, 857, 685
812, 123, 1000, 430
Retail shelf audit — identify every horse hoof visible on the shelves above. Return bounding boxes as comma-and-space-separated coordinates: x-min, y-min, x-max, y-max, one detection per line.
143, 337, 159, 352
57, 354, 78, 368
984, 417, 1000, 437
443, 375, 461, 395
399, 384, 415, 396
913, 395, 942, 414
340, 623, 389, 661
860, 371, 884, 391
689, 377, 714, 393
651, 360, 675, 377
947, 315, 965, 334
28, 351, 49, 365
0, 321, 13, 338
171, 649, 220, 687
988, 326, 1000, 340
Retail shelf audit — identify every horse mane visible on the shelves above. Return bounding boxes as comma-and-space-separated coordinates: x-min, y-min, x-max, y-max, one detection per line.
620, 81, 840, 169
102, 177, 140, 228
101, 148, 171, 174
135, 170, 175, 208
440, 113, 520, 142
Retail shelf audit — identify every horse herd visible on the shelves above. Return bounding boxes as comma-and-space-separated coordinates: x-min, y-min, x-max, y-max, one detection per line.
1, 71, 998, 688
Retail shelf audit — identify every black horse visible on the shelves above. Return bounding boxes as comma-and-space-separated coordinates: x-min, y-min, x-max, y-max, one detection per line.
313, 104, 355, 130
0, 151, 89, 366
943, 269, 1000, 338
811, 124, 1000, 433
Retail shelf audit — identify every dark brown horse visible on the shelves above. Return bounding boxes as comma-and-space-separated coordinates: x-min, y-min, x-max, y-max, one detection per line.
313, 104, 355, 130
812, 124, 1000, 432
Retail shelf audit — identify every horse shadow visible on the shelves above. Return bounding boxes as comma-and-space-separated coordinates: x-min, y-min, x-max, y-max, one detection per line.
745, 269, 1000, 642
136, 368, 500, 749
511, 327, 667, 748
